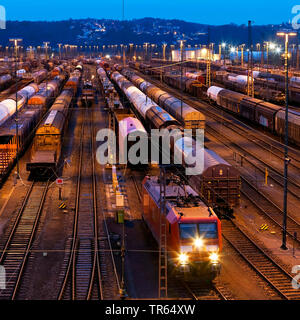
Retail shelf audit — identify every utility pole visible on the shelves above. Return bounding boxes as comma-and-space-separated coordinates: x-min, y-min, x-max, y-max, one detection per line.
158, 167, 167, 299
277, 31, 296, 250
43, 41, 50, 60
247, 21, 254, 97
163, 43, 167, 61
58, 43, 62, 60
178, 40, 185, 122
9, 38, 22, 179
144, 43, 149, 62
241, 44, 245, 67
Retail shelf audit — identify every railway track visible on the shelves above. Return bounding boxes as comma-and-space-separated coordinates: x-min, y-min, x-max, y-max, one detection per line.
180, 281, 232, 300
204, 124, 300, 202
58, 87, 120, 300
0, 181, 49, 300
140, 67, 300, 168
58, 106, 102, 300
222, 219, 300, 300
135, 71, 300, 180
241, 176, 300, 245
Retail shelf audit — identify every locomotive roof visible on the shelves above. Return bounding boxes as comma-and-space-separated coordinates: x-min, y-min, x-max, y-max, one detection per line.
143, 176, 217, 221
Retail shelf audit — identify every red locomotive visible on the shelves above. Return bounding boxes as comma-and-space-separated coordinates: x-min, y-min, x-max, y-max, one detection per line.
142, 175, 222, 280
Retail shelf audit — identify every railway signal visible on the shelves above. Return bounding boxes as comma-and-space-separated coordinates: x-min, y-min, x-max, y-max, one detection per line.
56, 178, 64, 200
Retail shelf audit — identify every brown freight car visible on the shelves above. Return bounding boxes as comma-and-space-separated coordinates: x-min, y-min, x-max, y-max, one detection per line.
188, 148, 241, 210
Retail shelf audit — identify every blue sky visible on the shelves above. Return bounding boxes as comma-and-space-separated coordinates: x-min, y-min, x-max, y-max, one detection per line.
0, 0, 297, 25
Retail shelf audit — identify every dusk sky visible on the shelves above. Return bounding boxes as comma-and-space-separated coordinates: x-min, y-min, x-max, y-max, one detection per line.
1, 0, 297, 25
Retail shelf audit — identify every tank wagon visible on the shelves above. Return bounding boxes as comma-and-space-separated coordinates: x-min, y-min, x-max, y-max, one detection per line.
122, 70, 205, 132
32, 69, 48, 84
64, 71, 82, 94
0, 83, 39, 126
28, 75, 67, 109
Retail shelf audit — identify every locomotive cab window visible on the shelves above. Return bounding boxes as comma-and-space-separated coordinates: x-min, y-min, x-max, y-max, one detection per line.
198, 223, 217, 239
179, 224, 197, 239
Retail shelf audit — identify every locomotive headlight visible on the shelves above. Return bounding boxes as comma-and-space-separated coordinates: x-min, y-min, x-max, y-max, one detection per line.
178, 253, 188, 265
194, 238, 203, 248
209, 252, 219, 263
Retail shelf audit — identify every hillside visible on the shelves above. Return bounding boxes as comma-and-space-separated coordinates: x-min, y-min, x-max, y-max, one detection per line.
0, 18, 292, 47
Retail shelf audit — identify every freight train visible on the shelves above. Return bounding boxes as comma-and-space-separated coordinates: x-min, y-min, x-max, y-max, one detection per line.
0, 76, 66, 183
207, 86, 300, 145
97, 67, 124, 111
26, 88, 74, 177
111, 71, 241, 210
142, 175, 222, 279
119, 69, 206, 132
130, 62, 300, 146
0, 83, 39, 126
136, 59, 300, 105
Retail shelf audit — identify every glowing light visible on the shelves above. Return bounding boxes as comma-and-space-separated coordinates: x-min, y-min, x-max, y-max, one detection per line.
230, 47, 236, 53
275, 47, 281, 53
201, 48, 207, 55
222, 43, 226, 48
209, 252, 219, 263
178, 253, 188, 265
269, 43, 276, 50
194, 238, 203, 248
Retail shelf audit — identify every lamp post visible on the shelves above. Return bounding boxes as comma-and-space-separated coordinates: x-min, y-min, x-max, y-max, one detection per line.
178, 40, 186, 121
144, 43, 149, 62
277, 31, 297, 250
240, 44, 245, 67
43, 41, 50, 60
162, 43, 167, 61
9, 38, 22, 179
58, 43, 62, 60
222, 43, 226, 66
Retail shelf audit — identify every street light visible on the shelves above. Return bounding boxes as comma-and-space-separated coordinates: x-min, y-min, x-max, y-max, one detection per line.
9, 38, 22, 179
162, 43, 167, 61
276, 30, 297, 250
43, 41, 50, 60
58, 43, 62, 60
177, 39, 186, 122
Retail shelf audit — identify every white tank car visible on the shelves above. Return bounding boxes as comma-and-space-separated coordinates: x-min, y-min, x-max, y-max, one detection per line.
207, 86, 224, 104
112, 72, 158, 119
0, 84, 39, 125
118, 116, 147, 164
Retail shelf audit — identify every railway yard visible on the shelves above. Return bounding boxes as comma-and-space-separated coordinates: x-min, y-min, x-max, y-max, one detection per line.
0, 49, 299, 302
